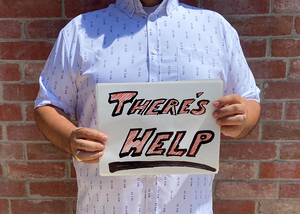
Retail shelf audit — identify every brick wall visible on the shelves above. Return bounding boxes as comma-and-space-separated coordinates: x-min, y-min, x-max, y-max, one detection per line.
0, 0, 298, 213
204, 0, 300, 213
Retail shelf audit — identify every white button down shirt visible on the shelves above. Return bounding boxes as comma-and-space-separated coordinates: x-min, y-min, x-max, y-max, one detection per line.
35, 0, 260, 213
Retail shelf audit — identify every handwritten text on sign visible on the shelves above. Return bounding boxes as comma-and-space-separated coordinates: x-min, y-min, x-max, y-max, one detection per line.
97, 79, 223, 176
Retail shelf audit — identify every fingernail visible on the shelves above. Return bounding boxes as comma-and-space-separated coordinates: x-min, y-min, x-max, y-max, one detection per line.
213, 112, 218, 118
214, 101, 219, 107
216, 119, 221, 125
101, 135, 108, 141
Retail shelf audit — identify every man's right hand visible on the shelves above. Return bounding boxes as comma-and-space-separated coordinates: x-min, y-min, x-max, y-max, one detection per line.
70, 127, 108, 163
35, 105, 108, 164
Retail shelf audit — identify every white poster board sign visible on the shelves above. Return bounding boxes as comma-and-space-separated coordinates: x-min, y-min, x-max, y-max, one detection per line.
97, 79, 223, 176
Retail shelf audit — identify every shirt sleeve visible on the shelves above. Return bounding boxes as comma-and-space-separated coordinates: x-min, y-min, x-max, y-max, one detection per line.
35, 28, 78, 120
224, 24, 260, 102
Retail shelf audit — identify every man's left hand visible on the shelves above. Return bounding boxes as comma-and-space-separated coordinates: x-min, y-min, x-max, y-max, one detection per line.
213, 94, 260, 138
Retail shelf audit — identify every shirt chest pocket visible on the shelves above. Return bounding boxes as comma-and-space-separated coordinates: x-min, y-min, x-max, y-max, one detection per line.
177, 48, 223, 81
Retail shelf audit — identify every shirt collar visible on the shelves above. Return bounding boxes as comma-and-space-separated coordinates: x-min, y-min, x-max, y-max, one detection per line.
116, 0, 179, 18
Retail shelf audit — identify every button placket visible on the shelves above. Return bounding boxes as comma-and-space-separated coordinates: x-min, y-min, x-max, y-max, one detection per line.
147, 15, 160, 82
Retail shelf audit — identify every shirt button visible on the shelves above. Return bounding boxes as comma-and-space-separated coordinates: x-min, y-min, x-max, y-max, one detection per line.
151, 50, 157, 55
150, 17, 155, 22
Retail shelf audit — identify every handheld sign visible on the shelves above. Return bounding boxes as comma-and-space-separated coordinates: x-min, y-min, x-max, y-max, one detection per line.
96, 79, 223, 176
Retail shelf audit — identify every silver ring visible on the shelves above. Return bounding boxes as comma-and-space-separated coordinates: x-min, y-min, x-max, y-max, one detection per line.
241, 115, 246, 125
74, 150, 82, 162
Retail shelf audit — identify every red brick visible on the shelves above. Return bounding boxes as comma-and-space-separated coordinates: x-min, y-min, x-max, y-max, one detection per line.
264, 81, 300, 100
290, 59, 300, 79
0, 104, 22, 121
215, 181, 276, 199
0, 21, 21, 38
0, 42, 53, 60
0, 200, 9, 214
295, 17, 300, 34
73, 200, 77, 214
26, 104, 35, 121
215, 162, 256, 180
25, 20, 69, 39
228, 16, 293, 37
0, 0, 61, 18
281, 143, 300, 160
260, 102, 283, 121
260, 162, 300, 179
213, 200, 255, 214
271, 39, 300, 57
220, 143, 277, 160
286, 102, 300, 120
27, 143, 72, 160
65, 0, 115, 18
0, 128, 3, 141
30, 181, 77, 197
7, 124, 46, 141
3, 84, 39, 101
0, 165, 2, 178
296, 17, 300, 35
8, 162, 66, 179
263, 123, 300, 141
221, 125, 259, 141
248, 60, 286, 80
24, 63, 45, 82
240, 40, 266, 58
0, 182, 26, 197
274, 0, 300, 13
0, 143, 23, 161
11, 200, 69, 214
0, 64, 21, 81
179, 0, 198, 7
259, 200, 300, 214
203, 0, 269, 15
280, 183, 300, 198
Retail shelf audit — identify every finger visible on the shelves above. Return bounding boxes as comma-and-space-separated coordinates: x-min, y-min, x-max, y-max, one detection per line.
214, 94, 245, 108
75, 150, 104, 162
74, 127, 108, 142
214, 104, 245, 119
216, 114, 245, 126
75, 139, 106, 152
